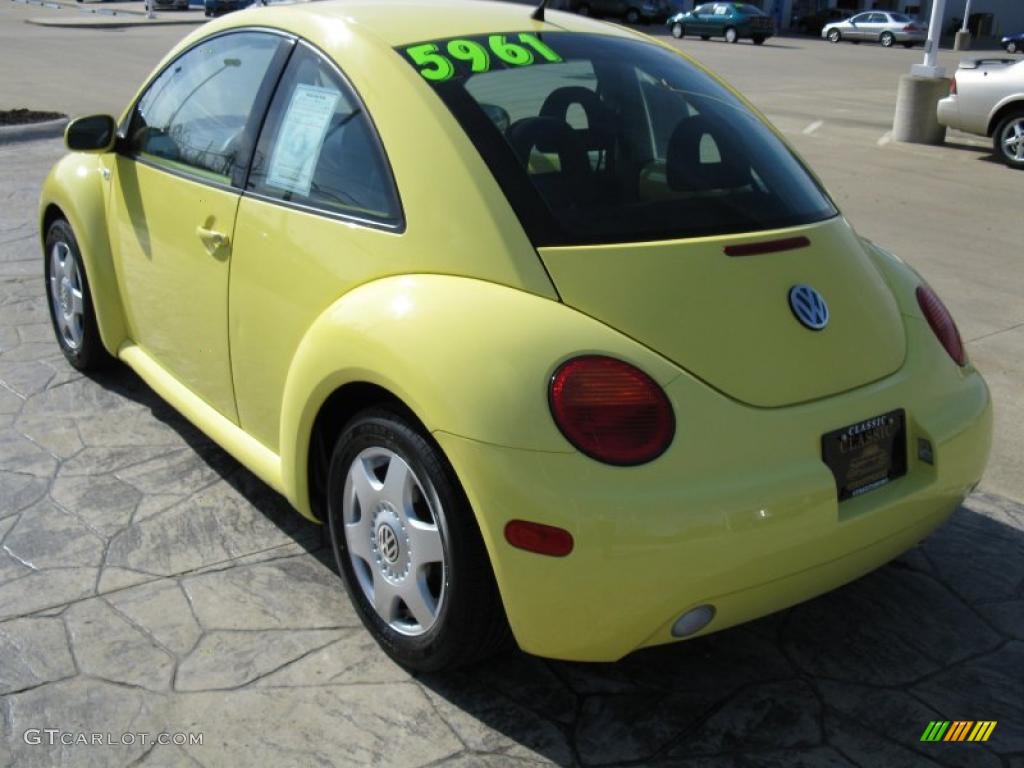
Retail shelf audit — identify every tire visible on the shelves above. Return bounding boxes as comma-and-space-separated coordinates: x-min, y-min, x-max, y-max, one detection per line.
993, 109, 1024, 170
752, 35, 766, 45
44, 219, 109, 372
724, 26, 738, 43
625, 7, 640, 23
827, 28, 841, 43
671, 22, 684, 38
880, 31, 895, 47
1007, 41, 1018, 54
326, 408, 510, 672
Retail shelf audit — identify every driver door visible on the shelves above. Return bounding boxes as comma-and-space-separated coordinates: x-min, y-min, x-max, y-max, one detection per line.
109, 31, 290, 421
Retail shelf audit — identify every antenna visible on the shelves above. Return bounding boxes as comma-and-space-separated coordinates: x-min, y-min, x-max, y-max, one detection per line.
531, 0, 550, 22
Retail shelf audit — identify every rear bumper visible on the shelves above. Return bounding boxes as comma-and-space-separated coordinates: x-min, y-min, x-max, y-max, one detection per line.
437, 318, 992, 661
895, 30, 927, 43
937, 95, 959, 129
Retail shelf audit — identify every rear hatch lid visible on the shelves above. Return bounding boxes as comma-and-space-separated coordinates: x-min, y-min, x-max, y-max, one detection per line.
539, 217, 906, 408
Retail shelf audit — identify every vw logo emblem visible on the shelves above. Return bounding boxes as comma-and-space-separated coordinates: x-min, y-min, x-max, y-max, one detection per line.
377, 524, 400, 564
788, 284, 829, 331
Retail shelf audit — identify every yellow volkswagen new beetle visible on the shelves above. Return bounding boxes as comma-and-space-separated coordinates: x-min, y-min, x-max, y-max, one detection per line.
40, 0, 991, 670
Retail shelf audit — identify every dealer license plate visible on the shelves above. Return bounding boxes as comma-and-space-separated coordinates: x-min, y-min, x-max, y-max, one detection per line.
821, 409, 907, 501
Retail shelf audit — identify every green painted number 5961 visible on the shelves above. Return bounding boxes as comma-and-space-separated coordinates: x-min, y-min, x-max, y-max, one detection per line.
406, 43, 456, 82
406, 33, 563, 82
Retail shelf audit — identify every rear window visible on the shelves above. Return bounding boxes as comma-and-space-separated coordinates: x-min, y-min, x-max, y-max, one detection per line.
400, 32, 836, 246
890, 13, 912, 22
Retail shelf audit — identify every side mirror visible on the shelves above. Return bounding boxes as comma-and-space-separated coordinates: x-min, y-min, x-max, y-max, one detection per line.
65, 115, 117, 153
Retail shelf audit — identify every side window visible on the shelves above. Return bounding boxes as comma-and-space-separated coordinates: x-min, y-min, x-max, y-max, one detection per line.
247, 45, 401, 226
126, 32, 283, 184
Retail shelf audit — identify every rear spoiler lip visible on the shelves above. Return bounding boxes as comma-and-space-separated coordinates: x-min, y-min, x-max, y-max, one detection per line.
958, 57, 1017, 69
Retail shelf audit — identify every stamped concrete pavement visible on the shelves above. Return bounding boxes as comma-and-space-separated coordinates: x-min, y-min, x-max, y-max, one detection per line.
1, 138, 1022, 768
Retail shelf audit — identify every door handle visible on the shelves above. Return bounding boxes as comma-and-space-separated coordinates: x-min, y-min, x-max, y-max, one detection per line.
196, 225, 229, 250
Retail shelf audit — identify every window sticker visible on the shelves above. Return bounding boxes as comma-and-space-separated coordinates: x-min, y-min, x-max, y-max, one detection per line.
266, 84, 341, 196
402, 33, 563, 83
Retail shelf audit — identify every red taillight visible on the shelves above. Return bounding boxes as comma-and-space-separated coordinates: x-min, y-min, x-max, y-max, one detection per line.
549, 355, 675, 465
950, 77, 957, 95
504, 520, 574, 557
916, 285, 966, 366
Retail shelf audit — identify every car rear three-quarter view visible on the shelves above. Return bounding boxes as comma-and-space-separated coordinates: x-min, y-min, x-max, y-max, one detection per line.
38, 0, 991, 673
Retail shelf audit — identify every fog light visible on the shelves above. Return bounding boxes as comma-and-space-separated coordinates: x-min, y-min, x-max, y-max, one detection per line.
671, 604, 716, 638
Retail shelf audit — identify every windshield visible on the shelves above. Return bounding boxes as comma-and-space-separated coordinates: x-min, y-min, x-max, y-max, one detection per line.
400, 32, 837, 246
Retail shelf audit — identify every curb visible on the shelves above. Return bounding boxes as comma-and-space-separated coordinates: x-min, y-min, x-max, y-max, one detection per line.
26, 15, 204, 25
0, 117, 68, 145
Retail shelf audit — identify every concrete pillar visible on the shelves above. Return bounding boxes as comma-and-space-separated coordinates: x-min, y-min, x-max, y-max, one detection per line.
892, 74, 950, 144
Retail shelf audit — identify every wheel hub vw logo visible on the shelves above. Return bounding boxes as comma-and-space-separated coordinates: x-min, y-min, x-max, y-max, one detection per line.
376, 524, 400, 564
788, 284, 829, 331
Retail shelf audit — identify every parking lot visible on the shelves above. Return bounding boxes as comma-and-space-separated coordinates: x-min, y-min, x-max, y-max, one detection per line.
1, 3, 1022, 766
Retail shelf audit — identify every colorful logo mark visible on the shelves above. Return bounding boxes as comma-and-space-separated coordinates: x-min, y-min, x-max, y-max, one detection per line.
920, 721, 997, 742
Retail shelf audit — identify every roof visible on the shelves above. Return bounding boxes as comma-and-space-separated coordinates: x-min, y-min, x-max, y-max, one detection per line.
239, 0, 641, 47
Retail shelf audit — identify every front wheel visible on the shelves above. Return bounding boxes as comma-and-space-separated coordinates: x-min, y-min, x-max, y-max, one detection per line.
724, 26, 738, 43
1007, 41, 1018, 54
326, 409, 510, 671
880, 31, 895, 47
44, 219, 109, 372
671, 22, 684, 38
994, 110, 1024, 169
827, 29, 841, 43
752, 35, 766, 45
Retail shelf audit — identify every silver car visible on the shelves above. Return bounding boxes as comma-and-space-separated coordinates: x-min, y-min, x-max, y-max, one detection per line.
938, 58, 1024, 169
822, 11, 926, 48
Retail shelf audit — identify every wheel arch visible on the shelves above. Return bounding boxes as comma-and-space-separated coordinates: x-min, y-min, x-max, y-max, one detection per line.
306, 380, 425, 523
39, 154, 129, 356
276, 274, 683, 522
987, 97, 1024, 137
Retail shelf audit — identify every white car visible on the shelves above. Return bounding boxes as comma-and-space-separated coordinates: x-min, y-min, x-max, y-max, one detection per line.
938, 57, 1024, 169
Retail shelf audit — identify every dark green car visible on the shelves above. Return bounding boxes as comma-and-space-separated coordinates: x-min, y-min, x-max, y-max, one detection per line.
667, 3, 775, 44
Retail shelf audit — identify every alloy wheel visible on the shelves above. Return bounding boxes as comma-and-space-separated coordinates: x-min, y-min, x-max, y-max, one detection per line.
1000, 117, 1024, 165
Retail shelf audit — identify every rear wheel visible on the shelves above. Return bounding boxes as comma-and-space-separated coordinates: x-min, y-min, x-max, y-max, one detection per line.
724, 26, 738, 43
993, 109, 1024, 169
752, 35, 766, 45
827, 28, 841, 43
326, 409, 510, 671
672, 22, 684, 38
880, 31, 895, 47
44, 219, 109, 372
